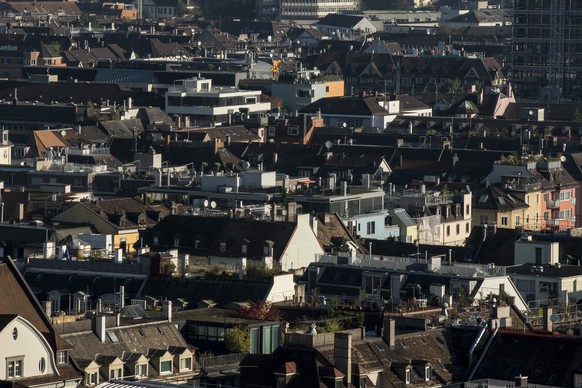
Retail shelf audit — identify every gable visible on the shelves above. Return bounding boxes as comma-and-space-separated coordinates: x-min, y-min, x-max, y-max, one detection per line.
0, 315, 58, 379
0, 260, 52, 334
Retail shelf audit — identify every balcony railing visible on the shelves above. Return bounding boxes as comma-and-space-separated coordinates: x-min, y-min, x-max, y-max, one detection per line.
545, 199, 560, 209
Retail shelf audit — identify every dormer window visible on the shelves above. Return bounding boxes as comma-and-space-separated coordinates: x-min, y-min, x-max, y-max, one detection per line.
425, 365, 431, 381
220, 242, 226, 252
242, 244, 247, 254
57, 351, 67, 364
405, 369, 411, 384
263, 246, 269, 255
195, 239, 200, 249
174, 237, 180, 247
153, 236, 159, 245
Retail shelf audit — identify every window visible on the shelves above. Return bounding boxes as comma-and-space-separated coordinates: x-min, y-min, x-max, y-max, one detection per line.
12, 327, 17, 340
405, 368, 411, 384
180, 357, 192, 370
367, 222, 375, 235
57, 351, 67, 364
466, 204, 470, 215
287, 126, 299, 136
7, 358, 23, 378
242, 244, 247, 254
479, 215, 489, 224
160, 360, 172, 374
87, 372, 97, 385
39, 357, 46, 373
516, 216, 520, 226
446, 225, 450, 237
501, 216, 508, 226
135, 364, 147, 377
466, 222, 470, 233
268, 127, 276, 137
110, 368, 122, 380
220, 242, 226, 252
425, 365, 431, 381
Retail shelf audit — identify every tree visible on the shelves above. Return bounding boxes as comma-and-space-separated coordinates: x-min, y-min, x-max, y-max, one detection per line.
162, 262, 176, 276
238, 301, 281, 321
320, 319, 342, 333
330, 237, 350, 252
225, 326, 250, 353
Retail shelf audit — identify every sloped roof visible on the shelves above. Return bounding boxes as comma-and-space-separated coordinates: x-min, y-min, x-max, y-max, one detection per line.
25, 129, 71, 158
63, 321, 189, 361
318, 13, 367, 28
473, 331, 582, 386
300, 96, 389, 116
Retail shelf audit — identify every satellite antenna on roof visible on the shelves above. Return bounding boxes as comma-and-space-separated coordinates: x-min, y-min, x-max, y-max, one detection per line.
203, 199, 209, 208
325, 140, 333, 150
210, 201, 217, 209
560, 155, 566, 162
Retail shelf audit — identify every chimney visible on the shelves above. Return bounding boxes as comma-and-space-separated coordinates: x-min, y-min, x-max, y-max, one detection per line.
310, 216, 318, 237
119, 286, 125, 310
515, 375, 528, 387
162, 300, 172, 322
42, 300, 52, 318
334, 332, 352, 387
383, 318, 396, 348
543, 307, 553, 332
95, 315, 106, 343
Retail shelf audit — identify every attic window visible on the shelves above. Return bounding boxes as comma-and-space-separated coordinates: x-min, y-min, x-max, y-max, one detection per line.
405, 369, 411, 384
425, 365, 431, 381
242, 244, 247, 254
220, 242, 226, 252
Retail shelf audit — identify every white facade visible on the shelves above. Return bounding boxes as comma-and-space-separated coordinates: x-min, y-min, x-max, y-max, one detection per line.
165, 78, 270, 126
279, 214, 325, 271
265, 273, 296, 303
0, 316, 59, 382
279, 0, 358, 20
514, 239, 559, 265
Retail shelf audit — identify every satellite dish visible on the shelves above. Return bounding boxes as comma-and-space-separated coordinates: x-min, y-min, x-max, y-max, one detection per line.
210, 201, 217, 209
550, 313, 559, 323
529, 110, 534, 116
325, 140, 333, 150
560, 155, 566, 162
60, 130, 67, 137
203, 199, 209, 208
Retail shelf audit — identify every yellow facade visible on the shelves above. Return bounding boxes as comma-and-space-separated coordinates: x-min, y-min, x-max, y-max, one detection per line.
324, 80, 345, 98
113, 231, 140, 253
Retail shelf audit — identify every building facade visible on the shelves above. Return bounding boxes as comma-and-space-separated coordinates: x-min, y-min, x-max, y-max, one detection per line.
512, 0, 582, 100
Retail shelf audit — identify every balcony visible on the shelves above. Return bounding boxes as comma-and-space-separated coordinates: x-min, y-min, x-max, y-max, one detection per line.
546, 199, 560, 209
546, 218, 560, 227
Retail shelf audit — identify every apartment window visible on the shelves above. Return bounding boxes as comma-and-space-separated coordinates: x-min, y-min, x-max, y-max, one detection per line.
446, 225, 450, 236
87, 372, 97, 385
268, 127, 276, 137
405, 369, 411, 384
367, 221, 375, 235
242, 244, 247, 254
220, 242, 226, 252
7, 358, 23, 378
287, 126, 299, 136
180, 357, 192, 370
479, 215, 489, 224
57, 351, 67, 364
160, 360, 172, 374
516, 216, 520, 226
135, 364, 147, 377
456, 224, 460, 235
110, 368, 122, 380
466, 222, 470, 233
501, 216, 508, 226
466, 204, 470, 215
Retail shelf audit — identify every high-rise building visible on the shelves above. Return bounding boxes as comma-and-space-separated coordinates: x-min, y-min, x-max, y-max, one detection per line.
512, 0, 582, 101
